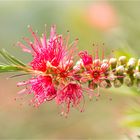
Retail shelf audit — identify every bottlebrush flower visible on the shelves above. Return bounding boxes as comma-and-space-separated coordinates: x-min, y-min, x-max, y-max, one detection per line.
78, 49, 110, 97
18, 25, 67, 71
16, 25, 84, 114
56, 82, 84, 116
17, 75, 56, 107
0, 25, 140, 116
79, 51, 93, 66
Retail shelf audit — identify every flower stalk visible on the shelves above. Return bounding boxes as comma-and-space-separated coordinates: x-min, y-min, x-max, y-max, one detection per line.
0, 25, 139, 115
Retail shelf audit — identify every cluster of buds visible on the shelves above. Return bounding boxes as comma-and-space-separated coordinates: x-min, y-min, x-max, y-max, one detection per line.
75, 53, 140, 93
0, 25, 139, 116
109, 57, 140, 88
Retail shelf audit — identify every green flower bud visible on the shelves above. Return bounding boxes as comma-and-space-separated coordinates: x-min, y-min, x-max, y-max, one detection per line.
100, 79, 112, 88
116, 65, 125, 74
119, 56, 127, 65
109, 58, 117, 69
138, 59, 140, 66
113, 79, 122, 88
99, 80, 108, 88
137, 59, 140, 72
127, 58, 137, 68
102, 59, 108, 63
136, 79, 140, 89
135, 71, 140, 89
134, 72, 140, 79
124, 76, 134, 87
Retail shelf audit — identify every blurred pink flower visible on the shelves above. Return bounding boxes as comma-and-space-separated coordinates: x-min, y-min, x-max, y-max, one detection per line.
86, 2, 118, 30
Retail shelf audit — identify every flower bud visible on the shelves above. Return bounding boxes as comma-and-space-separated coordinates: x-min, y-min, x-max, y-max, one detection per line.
119, 56, 127, 65
127, 58, 137, 68
116, 65, 125, 74
137, 59, 140, 72
88, 80, 98, 89
108, 73, 116, 81
102, 59, 108, 63
73, 59, 83, 71
99, 80, 108, 88
134, 72, 140, 79
106, 79, 112, 88
136, 79, 140, 89
99, 80, 112, 88
114, 79, 122, 88
124, 76, 134, 87
138, 59, 140, 66
101, 63, 109, 71
109, 58, 117, 69
93, 59, 101, 66
134, 70, 140, 89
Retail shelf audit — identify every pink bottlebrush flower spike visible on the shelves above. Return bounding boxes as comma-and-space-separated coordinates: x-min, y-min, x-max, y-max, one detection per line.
78, 48, 110, 97
0, 25, 139, 116
17, 25, 83, 115
56, 82, 84, 116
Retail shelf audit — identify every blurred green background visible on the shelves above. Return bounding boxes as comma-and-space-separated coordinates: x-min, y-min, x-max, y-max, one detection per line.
0, 1, 140, 139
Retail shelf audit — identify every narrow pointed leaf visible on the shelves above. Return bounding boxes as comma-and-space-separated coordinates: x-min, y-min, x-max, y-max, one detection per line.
0, 65, 23, 73
0, 49, 26, 66
8, 73, 29, 78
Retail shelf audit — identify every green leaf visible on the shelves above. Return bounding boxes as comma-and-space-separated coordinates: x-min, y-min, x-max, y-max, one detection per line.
0, 65, 23, 73
0, 49, 26, 66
